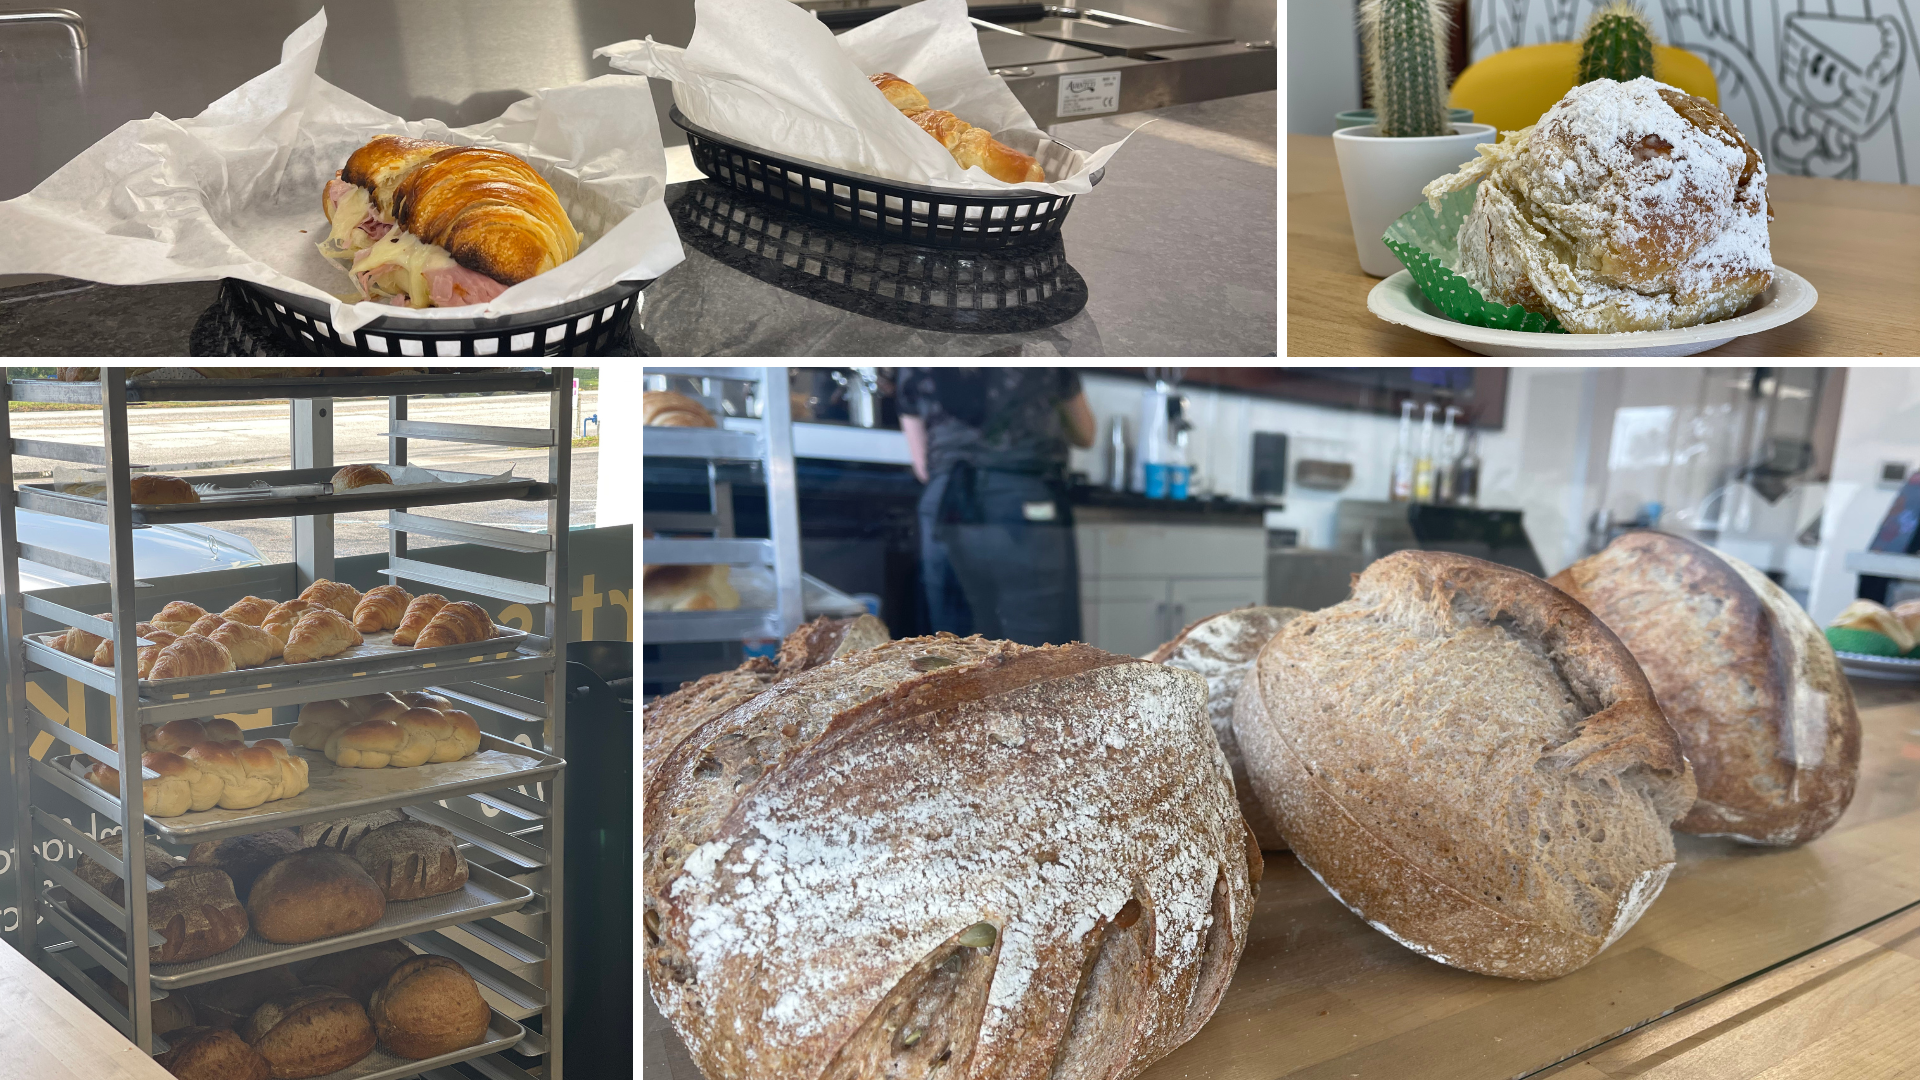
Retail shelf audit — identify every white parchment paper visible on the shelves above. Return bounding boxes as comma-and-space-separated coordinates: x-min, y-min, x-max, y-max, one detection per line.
0, 10, 685, 334
596, 0, 1134, 194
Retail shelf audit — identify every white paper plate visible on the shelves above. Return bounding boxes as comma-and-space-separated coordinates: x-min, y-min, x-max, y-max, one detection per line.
1366, 267, 1816, 357
1836, 650, 1920, 680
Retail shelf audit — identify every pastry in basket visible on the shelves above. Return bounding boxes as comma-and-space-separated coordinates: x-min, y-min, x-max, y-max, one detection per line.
392, 593, 450, 646
353, 584, 414, 632
72, 837, 248, 963
1825, 598, 1914, 657
186, 830, 303, 903
261, 599, 319, 647
318, 134, 583, 309
240, 986, 378, 1076
304, 940, 416, 1006
209, 618, 282, 666
149, 633, 237, 680
869, 72, 1046, 184
247, 849, 386, 944
221, 595, 278, 626
370, 955, 491, 1059
155, 1026, 272, 1080
89, 620, 160, 667
414, 600, 496, 648
85, 748, 225, 815
150, 601, 210, 635
1422, 77, 1771, 333
349, 820, 469, 901
333, 463, 393, 490
283, 607, 365, 664
297, 578, 364, 618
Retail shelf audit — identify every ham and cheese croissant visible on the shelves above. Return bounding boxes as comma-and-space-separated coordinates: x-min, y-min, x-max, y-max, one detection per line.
868, 73, 1046, 184
353, 585, 413, 633
318, 135, 583, 309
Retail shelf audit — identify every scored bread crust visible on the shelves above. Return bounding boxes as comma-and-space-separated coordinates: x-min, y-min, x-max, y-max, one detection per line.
1150, 605, 1304, 852
1551, 531, 1860, 845
1233, 551, 1694, 980
646, 635, 1258, 1080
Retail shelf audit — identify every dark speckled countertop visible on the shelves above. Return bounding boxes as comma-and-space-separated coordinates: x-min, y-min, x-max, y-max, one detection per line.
0, 92, 1274, 358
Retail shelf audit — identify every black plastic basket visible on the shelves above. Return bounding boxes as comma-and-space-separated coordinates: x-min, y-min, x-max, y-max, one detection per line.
222, 277, 650, 358
671, 107, 1097, 251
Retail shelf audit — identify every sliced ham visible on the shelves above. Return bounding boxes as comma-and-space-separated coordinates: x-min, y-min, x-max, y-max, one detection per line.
427, 263, 510, 306
323, 176, 354, 216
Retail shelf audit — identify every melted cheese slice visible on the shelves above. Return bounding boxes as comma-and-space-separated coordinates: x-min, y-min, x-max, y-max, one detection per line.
351, 230, 461, 309
318, 184, 375, 264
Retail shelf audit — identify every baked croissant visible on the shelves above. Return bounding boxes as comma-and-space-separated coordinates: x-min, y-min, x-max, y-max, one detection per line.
867, 73, 1045, 184
283, 608, 365, 664
132, 630, 180, 678
208, 619, 280, 668
392, 594, 449, 647
353, 585, 413, 633
262, 600, 319, 647
333, 464, 393, 490
319, 135, 583, 309
57, 615, 112, 660
221, 596, 278, 626
298, 580, 363, 619
91, 622, 159, 668
149, 634, 237, 680
414, 601, 495, 649
187, 614, 231, 638
151, 601, 209, 635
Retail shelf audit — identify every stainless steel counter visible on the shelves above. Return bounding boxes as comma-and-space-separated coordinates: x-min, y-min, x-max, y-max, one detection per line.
0, 0, 1272, 200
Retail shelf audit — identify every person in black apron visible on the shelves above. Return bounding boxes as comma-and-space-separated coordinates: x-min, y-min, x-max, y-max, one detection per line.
898, 368, 1095, 646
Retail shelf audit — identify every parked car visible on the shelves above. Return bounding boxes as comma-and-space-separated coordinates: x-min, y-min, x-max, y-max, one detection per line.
11, 509, 265, 591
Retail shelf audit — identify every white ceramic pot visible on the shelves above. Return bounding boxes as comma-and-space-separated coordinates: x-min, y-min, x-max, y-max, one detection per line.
1333, 122, 1495, 277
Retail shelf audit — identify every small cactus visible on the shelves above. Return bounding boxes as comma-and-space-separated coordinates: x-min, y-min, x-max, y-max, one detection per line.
1361, 0, 1454, 138
1577, 1, 1658, 85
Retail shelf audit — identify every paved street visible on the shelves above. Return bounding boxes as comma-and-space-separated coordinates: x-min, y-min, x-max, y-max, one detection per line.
10, 393, 601, 564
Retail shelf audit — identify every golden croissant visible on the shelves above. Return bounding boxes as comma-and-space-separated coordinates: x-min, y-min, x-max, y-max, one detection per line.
148, 634, 236, 680
318, 135, 584, 309
353, 585, 413, 633
392, 593, 450, 647
298, 579, 363, 619
868, 73, 1045, 184
414, 601, 496, 649
283, 608, 365, 664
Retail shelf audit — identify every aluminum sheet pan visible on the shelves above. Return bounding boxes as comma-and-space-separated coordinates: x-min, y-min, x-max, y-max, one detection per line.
1837, 651, 1920, 680
53, 725, 560, 844
51, 862, 533, 990
26, 623, 534, 702
17, 465, 544, 526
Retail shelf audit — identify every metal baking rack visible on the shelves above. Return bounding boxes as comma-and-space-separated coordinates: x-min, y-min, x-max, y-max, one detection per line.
0, 368, 574, 1079
18, 465, 546, 525
642, 367, 805, 645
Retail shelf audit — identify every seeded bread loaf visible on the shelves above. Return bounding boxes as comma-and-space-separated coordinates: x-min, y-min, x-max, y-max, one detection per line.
1233, 551, 1695, 980
1150, 605, 1304, 851
773, 613, 891, 677
646, 634, 1258, 1080
240, 986, 376, 1077
1551, 531, 1861, 845
73, 837, 249, 964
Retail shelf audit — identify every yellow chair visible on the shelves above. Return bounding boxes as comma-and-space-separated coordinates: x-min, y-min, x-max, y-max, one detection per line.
1449, 42, 1719, 135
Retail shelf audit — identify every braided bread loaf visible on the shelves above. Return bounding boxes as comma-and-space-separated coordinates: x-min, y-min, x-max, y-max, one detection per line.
646, 634, 1258, 1080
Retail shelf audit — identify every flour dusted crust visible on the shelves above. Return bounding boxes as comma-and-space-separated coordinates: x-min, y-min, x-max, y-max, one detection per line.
1552, 532, 1860, 845
645, 635, 1259, 1080
1424, 77, 1771, 334
1150, 605, 1304, 851
1234, 551, 1694, 980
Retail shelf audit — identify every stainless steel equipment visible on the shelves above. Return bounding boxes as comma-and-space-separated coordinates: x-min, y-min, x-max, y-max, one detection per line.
0, 369, 575, 1079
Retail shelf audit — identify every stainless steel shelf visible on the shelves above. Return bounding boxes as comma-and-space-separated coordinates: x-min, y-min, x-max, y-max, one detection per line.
48, 727, 562, 846
644, 608, 785, 642
50, 862, 533, 991
290, 1006, 525, 1080
641, 426, 762, 461
16, 466, 547, 526
1845, 550, 1920, 581
643, 537, 774, 565
7, 371, 554, 404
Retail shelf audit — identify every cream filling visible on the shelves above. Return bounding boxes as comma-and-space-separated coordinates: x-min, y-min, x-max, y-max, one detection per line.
350, 230, 461, 309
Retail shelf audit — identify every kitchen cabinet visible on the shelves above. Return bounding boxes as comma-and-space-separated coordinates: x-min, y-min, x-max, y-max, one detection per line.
1076, 520, 1266, 655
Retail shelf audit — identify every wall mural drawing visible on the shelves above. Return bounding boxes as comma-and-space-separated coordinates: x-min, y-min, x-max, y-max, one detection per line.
1470, 0, 1916, 183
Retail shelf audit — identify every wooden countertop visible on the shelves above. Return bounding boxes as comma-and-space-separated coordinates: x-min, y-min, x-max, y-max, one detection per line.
1287, 133, 1920, 357
0, 940, 170, 1080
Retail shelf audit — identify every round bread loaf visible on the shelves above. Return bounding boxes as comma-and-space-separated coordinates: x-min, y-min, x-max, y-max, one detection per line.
184, 964, 303, 1029
369, 955, 491, 1058
74, 838, 249, 964
186, 829, 303, 904
302, 940, 415, 1006
300, 810, 407, 852
1150, 605, 1303, 852
247, 849, 387, 944
155, 1026, 271, 1080
95, 972, 196, 1034
241, 987, 376, 1078
1233, 551, 1696, 980
1551, 531, 1861, 845
348, 820, 468, 901
641, 657, 777, 798
646, 634, 1258, 1080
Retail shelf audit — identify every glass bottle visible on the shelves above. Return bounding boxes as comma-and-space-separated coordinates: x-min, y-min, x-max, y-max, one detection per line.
1391, 400, 1416, 502
1436, 406, 1461, 504
1455, 428, 1481, 507
1413, 403, 1438, 503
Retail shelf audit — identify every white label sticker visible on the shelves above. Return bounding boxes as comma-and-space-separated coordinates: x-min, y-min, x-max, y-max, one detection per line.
1022, 500, 1058, 522
1057, 71, 1122, 118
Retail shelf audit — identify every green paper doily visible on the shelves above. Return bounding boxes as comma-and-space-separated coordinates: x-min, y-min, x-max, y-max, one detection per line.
1382, 184, 1568, 335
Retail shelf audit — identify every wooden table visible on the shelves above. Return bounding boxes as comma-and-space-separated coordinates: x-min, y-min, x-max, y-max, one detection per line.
0, 938, 171, 1080
646, 678, 1920, 1080
1287, 133, 1920, 357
